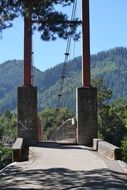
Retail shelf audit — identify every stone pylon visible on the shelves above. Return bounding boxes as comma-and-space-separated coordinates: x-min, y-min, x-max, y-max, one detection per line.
76, 87, 97, 146
18, 86, 38, 147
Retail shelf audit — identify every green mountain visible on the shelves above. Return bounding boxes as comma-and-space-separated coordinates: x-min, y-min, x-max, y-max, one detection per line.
0, 47, 127, 113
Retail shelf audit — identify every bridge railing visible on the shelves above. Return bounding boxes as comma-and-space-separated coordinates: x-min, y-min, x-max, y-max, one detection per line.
50, 118, 77, 143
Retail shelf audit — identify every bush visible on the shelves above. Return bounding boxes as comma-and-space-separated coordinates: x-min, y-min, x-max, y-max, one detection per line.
121, 137, 127, 162
0, 142, 12, 169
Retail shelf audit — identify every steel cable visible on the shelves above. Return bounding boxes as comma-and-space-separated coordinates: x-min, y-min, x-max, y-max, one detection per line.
57, 0, 78, 109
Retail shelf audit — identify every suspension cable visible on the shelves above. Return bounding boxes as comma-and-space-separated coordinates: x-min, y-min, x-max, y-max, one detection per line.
31, 38, 36, 86
57, 0, 78, 109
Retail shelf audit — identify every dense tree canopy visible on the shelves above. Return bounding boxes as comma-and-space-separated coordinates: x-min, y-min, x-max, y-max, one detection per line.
0, 0, 80, 40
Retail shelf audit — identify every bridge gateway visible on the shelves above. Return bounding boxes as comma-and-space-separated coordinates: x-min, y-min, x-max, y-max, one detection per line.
1, 1, 127, 188
17, 0, 97, 153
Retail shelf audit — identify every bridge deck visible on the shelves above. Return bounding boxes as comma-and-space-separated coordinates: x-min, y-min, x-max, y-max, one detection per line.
0, 142, 127, 189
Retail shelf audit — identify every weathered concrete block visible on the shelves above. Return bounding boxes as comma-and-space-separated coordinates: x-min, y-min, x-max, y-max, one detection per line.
18, 86, 38, 147
76, 87, 97, 146
12, 138, 23, 162
93, 138, 102, 150
94, 138, 122, 160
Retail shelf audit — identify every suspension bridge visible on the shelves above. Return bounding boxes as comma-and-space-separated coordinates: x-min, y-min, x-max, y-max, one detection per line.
0, 0, 127, 189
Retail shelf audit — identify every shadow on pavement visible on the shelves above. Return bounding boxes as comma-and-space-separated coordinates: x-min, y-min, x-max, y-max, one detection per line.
0, 164, 127, 189
36, 142, 95, 151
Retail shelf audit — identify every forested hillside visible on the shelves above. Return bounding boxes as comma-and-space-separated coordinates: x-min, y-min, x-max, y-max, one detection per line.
0, 47, 127, 113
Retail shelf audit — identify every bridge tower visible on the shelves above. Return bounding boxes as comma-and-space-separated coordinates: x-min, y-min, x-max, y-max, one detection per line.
76, 0, 97, 145
17, 1, 38, 149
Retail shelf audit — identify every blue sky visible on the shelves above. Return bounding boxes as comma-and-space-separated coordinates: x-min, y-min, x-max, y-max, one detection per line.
0, 0, 127, 71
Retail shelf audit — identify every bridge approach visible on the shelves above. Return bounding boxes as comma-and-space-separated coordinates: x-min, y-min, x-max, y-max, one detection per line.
0, 142, 127, 189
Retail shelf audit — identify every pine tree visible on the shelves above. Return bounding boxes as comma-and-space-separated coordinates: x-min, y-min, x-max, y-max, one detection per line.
0, 0, 80, 40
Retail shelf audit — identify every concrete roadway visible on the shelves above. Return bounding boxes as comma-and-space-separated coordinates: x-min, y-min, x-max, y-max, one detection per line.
0, 142, 127, 189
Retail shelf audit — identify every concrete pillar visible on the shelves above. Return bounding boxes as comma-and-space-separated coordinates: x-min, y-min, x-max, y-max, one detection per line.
76, 87, 97, 146
18, 86, 38, 147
